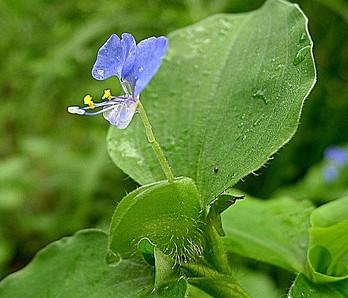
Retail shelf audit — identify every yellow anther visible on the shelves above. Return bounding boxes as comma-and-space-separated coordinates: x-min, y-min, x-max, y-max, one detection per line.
83, 95, 95, 109
102, 89, 113, 100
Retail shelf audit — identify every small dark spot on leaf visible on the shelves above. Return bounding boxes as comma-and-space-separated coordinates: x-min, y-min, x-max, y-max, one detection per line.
213, 167, 219, 173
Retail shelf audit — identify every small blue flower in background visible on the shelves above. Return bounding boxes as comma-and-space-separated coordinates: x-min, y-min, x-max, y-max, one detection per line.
68, 33, 168, 129
324, 147, 348, 165
323, 165, 338, 182
322, 146, 348, 182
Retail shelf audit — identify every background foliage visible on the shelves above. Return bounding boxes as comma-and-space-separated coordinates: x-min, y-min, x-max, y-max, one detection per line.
0, 0, 347, 295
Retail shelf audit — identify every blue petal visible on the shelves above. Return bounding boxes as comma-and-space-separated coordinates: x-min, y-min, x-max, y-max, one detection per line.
123, 36, 168, 96
91, 34, 137, 81
323, 166, 338, 182
103, 98, 137, 129
324, 147, 348, 166
92, 34, 124, 80
121, 33, 136, 78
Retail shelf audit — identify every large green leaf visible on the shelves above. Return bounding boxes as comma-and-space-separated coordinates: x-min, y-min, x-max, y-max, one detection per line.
222, 195, 314, 272
0, 229, 188, 298
188, 285, 214, 298
188, 275, 250, 298
236, 266, 280, 298
107, 0, 316, 203
306, 196, 348, 283
288, 274, 348, 298
108, 177, 205, 262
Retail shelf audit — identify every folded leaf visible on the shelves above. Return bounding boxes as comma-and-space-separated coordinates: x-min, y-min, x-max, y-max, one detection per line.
289, 273, 348, 298
108, 177, 205, 264
306, 196, 348, 283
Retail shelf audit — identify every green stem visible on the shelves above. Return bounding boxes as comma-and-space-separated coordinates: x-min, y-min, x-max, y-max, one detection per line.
137, 100, 174, 183
205, 223, 232, 275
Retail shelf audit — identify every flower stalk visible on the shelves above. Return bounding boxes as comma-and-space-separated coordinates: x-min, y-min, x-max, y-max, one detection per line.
137, 100, 174, 183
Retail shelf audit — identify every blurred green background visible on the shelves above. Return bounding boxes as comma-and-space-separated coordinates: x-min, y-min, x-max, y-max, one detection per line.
0, 0, 347, 289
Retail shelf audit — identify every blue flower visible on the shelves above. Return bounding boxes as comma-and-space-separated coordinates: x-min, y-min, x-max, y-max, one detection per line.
324, 147, 348, 165
322, 146, 348, 182
323, 165, 338, 182
68, 33, 168, 129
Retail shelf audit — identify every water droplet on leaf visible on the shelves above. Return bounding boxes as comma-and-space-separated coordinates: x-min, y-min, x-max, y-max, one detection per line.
238, 122, 244, 128
220, 18, 232, 29
253, 118, 261, 127
97, 69, 104, 77
252, 89, 269, 104
299, 32, 307, 43
219, 29, 228, 36
105, 250, 121, 266
293, 46, 310, 66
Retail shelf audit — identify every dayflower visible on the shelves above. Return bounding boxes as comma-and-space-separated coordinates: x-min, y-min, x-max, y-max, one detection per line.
322, 146, 348, 182
68, 33, 168, 129
323, 165, 338, 182
324, 147, 348, 165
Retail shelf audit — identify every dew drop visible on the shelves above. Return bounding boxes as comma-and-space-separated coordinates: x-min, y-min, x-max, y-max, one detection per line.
237, 122, 244, 128
97, 69, 104, 77
252, 89, 269, 104
293, 46, 310, 66
299, 32, 307, 43
213, 167, 219, 174
105, 250, 121, 266
219, 29, 228, 36
253, 118, 261, 127
220, 18, 232, 29
276, 63, 284, 70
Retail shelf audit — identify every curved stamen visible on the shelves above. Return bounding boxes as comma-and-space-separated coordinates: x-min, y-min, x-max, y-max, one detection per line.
67, 106, 85, 115
68, 95, 137, 116
84, 105, 118, 116
67, 96, 131, 115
